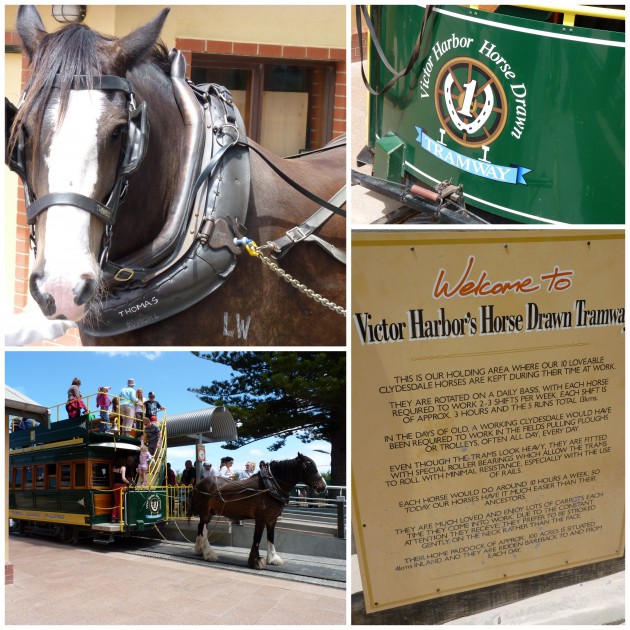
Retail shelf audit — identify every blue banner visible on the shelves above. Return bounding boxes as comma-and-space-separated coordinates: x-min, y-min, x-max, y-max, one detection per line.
415, 128, 531, 185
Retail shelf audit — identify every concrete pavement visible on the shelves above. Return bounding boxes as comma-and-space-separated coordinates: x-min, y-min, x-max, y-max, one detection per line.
7, 536, 346, 625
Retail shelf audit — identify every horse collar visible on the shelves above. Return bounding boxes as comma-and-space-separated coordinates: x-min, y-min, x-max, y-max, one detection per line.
79, 52, 251, 336
259, 462, 291, 505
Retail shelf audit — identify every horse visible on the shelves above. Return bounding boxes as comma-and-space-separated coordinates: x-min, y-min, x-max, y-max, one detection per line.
7, 6, 346, 346
191, 453, 326, 569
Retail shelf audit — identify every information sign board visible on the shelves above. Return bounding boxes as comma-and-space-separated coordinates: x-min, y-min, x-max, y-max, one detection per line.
352, 230, 624, 613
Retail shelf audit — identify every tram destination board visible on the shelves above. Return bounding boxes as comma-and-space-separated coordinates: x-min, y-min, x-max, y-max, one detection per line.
351, 230, 624, 614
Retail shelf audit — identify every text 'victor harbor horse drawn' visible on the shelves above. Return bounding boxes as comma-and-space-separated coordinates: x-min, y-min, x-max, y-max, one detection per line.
6, 6, 346, 346
190, 453, 327, 569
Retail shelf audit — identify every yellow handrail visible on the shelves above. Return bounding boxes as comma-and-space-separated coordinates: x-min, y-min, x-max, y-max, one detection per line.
518, 4, 625, 22
47, 390, 150, 436
471, 4, 625, 27
146, 415, 168, 487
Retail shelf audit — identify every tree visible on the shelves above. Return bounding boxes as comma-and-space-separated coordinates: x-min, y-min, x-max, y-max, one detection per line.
189, 352, 346, 485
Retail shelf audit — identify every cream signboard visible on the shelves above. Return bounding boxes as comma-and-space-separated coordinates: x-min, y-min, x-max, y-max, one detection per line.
352, 230, 624, 614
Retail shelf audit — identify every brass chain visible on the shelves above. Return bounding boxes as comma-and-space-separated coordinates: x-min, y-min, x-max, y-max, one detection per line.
251, 245, 346, 317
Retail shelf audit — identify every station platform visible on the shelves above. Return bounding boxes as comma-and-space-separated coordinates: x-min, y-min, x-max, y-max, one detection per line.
6, 536, 346, 625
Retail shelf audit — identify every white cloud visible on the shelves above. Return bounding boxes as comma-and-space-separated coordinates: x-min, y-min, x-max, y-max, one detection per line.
105, 351, 162, 361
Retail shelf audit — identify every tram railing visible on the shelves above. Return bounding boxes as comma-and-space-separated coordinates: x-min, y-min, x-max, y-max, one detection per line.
45, 390, 166, 439
146, 418, 167, 487
289, 484, 346, 539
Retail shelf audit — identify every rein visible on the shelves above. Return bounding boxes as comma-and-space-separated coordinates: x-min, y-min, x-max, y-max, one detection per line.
196, 486, 270, 502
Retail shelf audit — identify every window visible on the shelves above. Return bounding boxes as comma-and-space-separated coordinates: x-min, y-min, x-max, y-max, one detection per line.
60, 464, 72, 488
25, 466, 33, 488
91, 462, 110, 487
47, 463, 57, 489
12, 468, 22, 489
35, 465, 45, 489
191, 55, 336, 155
75, 462, 86, 488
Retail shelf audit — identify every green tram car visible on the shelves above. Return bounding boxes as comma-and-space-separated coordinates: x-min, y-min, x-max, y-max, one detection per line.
358, 4, 625, 224
9, 411, 168, 543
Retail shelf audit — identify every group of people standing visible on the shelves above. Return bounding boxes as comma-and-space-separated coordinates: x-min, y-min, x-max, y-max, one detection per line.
65, 377, 165, 437
179, 457, 257, 486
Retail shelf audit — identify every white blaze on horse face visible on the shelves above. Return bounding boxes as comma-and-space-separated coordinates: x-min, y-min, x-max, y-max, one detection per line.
39, 91, 105, 321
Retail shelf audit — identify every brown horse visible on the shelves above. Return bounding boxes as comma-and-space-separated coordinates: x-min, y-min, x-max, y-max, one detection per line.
8, 7, 346, 346
191, 453, 326, 569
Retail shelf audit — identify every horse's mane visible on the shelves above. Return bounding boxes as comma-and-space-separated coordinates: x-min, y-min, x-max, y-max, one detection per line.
268, 456, 302, 480
9, 22, 170, 159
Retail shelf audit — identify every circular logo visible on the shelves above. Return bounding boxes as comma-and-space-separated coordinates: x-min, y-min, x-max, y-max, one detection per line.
435, 57, 508, 148
148, 495, 162, 515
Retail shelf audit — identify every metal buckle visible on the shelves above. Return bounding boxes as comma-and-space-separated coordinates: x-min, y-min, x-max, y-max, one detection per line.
286, 226, 307, 243
114, 268, 135, 282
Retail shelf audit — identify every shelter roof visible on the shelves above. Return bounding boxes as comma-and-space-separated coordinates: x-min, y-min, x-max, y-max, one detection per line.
5, 385, 50, 424
166, 406, 238, 447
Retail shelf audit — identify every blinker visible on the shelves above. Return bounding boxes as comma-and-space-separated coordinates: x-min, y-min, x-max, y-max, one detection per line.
5, 97, 26, 181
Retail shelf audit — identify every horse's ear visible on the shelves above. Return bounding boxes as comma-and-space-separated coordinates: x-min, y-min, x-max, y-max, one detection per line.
113, 9, 170, 72
16, 5, 48, 61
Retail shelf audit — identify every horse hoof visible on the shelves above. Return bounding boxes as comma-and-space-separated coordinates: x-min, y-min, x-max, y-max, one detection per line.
267, 555, 284, 566
249, 557, 267, 570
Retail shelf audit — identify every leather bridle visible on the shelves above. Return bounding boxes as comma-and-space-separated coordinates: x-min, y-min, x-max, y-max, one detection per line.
8, 74, 148, 256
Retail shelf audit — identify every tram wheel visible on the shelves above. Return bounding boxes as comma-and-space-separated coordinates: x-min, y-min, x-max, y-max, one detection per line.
58, 525, 79, 544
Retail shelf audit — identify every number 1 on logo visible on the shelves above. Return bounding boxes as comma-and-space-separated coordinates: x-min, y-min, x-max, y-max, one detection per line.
458, 80, 477, 117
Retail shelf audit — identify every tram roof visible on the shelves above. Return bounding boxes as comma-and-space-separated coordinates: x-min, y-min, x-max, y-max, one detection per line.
165, 406, 238, 447
5, 385, 50, 424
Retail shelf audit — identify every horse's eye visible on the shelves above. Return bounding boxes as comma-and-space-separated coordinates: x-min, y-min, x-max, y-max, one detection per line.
111, 126, 125, 142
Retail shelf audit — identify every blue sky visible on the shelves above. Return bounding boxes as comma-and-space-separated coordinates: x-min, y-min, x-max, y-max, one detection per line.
5, 351, 334, 477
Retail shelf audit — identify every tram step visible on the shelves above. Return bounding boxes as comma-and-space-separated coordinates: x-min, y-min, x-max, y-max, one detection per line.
93, 534, 115, 545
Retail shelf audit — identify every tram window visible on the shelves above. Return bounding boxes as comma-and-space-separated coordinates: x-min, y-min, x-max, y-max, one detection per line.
75, 463, 86, 488
12, 468, 22, 489
47, 463, 57, 489
91, 462, 110, 487
60, 464, 72, 488
25, 466, 33, 488
35, 465, 45, 489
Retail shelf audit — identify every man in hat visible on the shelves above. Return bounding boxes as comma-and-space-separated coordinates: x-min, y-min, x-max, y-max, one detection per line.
144, 391, 165, 419
118, 379, 138, 436
200, 461, 216, 479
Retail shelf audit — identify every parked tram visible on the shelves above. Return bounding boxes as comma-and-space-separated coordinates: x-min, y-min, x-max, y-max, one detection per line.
356, 4, 625, 224
9, 399, 169, 543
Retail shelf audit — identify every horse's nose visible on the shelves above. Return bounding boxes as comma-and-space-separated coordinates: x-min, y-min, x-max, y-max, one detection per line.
29, 271, 57, 317
73, 276, 98, 306
29, 268, 97, 322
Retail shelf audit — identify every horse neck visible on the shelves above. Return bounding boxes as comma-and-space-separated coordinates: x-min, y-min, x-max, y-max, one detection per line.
269, 458, 302, 493
108, 64, 184, 259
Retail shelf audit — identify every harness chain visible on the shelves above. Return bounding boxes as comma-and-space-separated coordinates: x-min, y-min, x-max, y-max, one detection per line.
248, 245, 346, 316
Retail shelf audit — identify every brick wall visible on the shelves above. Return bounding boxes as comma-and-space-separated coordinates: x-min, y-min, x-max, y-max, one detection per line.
177, 38, 346, 146
351, 27, 368, 63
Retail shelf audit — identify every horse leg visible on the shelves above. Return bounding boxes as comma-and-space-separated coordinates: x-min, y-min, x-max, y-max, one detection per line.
248, 518, 266, 570
265, 520, 284, 566
194, 521, 218, 562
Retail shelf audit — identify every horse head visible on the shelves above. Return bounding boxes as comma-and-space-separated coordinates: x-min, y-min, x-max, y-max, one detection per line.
297, 452, 327, 494
10, 6, 168, 322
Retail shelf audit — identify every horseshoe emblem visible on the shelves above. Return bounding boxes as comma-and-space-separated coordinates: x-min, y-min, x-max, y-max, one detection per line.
435, 57, 508, 148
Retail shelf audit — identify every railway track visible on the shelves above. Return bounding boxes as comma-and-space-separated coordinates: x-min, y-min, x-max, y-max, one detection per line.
104, 536, 347, 589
